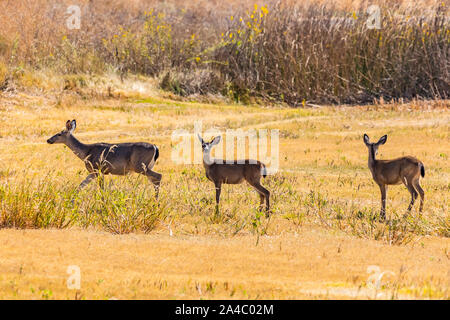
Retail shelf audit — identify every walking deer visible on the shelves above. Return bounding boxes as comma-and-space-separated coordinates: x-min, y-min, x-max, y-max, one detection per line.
47, 120, 162, 197
197, 134, 270, 216
363, 134, 425, 220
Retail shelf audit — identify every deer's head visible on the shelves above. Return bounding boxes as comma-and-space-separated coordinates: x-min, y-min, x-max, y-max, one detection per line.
47, 120, 76, 144
363, 133, 387, 156
198, 134, 221, 153
197, 134, 221, 165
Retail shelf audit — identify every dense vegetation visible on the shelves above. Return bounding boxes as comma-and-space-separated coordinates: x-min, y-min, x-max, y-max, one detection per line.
0, 0, 448, 105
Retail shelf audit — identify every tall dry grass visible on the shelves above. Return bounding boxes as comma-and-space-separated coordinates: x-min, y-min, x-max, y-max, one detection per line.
1, 167, 448, 245
0, 0, 448, 105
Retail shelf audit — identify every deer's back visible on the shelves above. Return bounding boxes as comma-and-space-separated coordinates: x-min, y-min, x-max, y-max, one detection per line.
374, 156, 422, 185
85, 142, 157, 174
206, 160, 264, 184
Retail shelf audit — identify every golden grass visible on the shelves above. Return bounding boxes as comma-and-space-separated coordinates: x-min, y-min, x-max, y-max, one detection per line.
0, 75, 449, 299
0, 228, 448, 299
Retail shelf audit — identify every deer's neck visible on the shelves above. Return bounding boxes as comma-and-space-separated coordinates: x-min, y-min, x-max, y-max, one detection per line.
202, 151, 214, 167
368, 145, 377, 171
65, 135, 89, 161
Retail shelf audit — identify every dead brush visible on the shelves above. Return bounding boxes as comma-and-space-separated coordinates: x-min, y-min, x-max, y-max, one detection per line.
159, 69, 223, 96
0, 172, 169, 234
78, 174, 169, 234
346, 209, 415, 245
0, 1, 447, 105
214, 3, 449, 104
0, 174, 74, 229
296, 188, 445, 245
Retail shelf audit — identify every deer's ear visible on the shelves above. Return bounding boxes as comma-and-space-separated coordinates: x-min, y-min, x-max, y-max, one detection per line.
197, 134, 204, 144
65, 120, 72, 131
211, 136, 221, 145
69, 120, 76, 133
377, 135, 387, 145
363, 134, 370, 145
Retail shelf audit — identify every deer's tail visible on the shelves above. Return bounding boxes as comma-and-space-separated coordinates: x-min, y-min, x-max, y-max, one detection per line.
261, 163, 268, 178
148, 145, 159, 169
154, 145, 160, 162
419, 162, 425, 178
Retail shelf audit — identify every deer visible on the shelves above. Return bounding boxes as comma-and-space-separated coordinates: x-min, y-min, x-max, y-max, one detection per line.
47, 120, 162, 197
363, 134, 425, 221
197, 134, 270, 216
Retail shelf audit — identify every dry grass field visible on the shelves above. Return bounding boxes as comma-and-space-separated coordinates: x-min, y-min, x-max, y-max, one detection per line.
0, 75, 448, 299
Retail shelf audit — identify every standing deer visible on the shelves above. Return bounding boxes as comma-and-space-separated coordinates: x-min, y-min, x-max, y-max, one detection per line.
47, 120, 162, 197
197, 134, 270, 216
363, 134, 425, 220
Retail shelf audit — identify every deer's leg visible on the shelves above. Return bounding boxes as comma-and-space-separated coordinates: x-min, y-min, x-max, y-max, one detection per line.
379, 184, 387, 221
413, 180, 424, 213
406, 183, 418, 212
249, 181, 270, 217
69, 172, 97, 205
247, 181, 265, 211
261, 185, 271, 216
214, 182, 222, 205
78, 173, 97, 190
258, 194, 265, 211
214, 182, 222, 214
145, 170, 162, 199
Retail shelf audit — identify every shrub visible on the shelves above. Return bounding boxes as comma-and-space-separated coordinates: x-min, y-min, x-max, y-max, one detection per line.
0, 60, 8, 90
0, 1, 447, 105
159, 69, 223, 96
